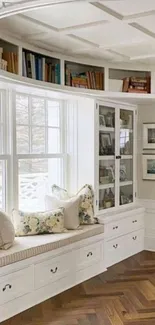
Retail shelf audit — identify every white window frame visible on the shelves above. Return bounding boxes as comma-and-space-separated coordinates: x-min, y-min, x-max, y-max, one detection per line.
10, 91, 67, 211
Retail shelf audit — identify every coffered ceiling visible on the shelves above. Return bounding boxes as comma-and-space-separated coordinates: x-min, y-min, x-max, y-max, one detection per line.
1, 0, 155, 64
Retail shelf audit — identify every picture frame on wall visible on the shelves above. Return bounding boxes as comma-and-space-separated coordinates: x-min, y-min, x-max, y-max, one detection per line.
142, 155, 155, 180
143, 123, 155, 149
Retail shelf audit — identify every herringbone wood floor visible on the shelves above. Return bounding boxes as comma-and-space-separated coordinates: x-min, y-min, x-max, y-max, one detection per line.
3, 251, 155, 325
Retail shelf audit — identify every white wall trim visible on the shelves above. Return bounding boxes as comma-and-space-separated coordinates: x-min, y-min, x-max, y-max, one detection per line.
137, 198, 155, 251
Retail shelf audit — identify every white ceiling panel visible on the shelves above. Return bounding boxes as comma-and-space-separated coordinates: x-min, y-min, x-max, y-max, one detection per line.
72, 22, 151, 48
0, 16, 45, 36
135, 15, 155, 34
110, 41, 155, 58
102, 0, 155, 16
73, 47, 117, 61
23, 2, 113, 30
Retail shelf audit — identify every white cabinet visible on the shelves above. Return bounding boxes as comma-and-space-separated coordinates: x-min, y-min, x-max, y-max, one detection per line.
97, 101, 136, 214
0, 266, 33, 306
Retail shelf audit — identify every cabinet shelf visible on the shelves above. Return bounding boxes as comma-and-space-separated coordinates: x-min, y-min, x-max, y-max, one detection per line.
99, 155, 115, 160
99, 126, 115, 132
99, 183, 114, 189
120, 181, 133, 187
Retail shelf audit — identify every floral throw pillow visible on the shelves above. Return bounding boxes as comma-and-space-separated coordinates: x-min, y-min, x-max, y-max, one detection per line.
77, 184, 97, 225
12, 208, 66, 237
51, 184, 97, 225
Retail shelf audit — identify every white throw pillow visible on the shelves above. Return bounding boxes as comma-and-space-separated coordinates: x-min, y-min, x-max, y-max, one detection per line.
0, 211, 15, 249
51, 184, 97, 225
45, 195, 81, 230
12, 208, 66, 236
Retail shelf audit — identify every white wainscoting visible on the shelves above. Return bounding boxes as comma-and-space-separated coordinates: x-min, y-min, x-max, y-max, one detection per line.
137, 199, 155, 251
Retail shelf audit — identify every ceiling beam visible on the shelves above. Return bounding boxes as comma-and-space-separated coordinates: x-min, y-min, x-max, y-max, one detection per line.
59, 19, 109, 33
130, 23, 155, 40
90, 2, 123, 20
123, 9, 155, 22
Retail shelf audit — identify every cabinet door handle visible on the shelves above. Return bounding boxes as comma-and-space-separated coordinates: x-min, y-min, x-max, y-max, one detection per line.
113, 226, 118, 230
116, 156, 121, 159
132, 220, 137, 223
113, 244, 118, 249
2, 284, 12, 292
87, 252, 93, 257
50, 267, 58, 274
132, 236, 137, 240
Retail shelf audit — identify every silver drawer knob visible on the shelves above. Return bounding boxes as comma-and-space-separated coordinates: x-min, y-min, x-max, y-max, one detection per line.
87, 252, 93, 257
2, 284, 12, 292
50, 267, 58, 274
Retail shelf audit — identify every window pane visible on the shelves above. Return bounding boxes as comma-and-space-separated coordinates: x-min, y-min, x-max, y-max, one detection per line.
47, 101, 60, 127
16, 126, 29, 154
0, 160, 6, 210
16, 94, 28, 125
32, 97, 45, 125
48, 128, 60, 153
32, 127, 45, 154
18, 158, 63, 211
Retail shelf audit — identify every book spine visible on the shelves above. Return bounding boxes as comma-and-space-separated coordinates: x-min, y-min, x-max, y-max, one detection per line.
42, 57, 45, 81
52, 64, 55, 83
22, 52, 27, 77
38, 58, 42, 80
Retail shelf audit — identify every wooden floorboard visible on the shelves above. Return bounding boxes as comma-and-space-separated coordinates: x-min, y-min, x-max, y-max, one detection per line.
3, 251, 155, 325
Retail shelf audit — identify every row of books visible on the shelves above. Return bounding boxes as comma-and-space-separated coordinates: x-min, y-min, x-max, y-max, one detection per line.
23, 51, 60, 84
65, 68, 104, 90
0, 47, 18, 73
122, 76, 150, 93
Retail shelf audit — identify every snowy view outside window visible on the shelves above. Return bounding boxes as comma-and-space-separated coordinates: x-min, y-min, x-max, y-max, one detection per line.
16, 94, 64, 211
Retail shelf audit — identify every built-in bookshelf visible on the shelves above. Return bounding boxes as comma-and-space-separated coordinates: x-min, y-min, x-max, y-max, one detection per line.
22, 49, 61, 84
0, 36, 155, 97
65, 61, 104, 90
109, 69, 151, 93
0, 39, 18, 74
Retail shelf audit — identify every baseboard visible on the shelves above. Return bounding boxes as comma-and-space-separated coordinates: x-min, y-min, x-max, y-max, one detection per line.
138, 199, 155, 251
145, 236, 155, 251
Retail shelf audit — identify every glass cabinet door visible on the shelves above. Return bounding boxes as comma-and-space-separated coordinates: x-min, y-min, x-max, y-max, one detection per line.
119, 109, 134, 206
98, 105, 115, 210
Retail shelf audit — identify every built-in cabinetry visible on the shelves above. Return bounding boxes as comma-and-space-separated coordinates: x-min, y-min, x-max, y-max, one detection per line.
97, 102, 135, 212
0, 232, 105, 323
0, 34, 154, 94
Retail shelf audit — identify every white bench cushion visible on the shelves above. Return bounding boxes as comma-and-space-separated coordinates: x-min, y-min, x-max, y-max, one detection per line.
0, 224, 104, 267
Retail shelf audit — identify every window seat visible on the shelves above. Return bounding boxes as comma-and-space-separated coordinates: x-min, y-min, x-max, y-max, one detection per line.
0, 224, 104, 267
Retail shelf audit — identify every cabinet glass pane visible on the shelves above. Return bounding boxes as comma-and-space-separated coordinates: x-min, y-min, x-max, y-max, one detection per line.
99, 188, 115, 210
119, 109, 134, 206
120, 184, 133, 206
99, 105, 115, 156
99, 159, 115, 185
120, 159, 133, 183
120, 110, 133, 155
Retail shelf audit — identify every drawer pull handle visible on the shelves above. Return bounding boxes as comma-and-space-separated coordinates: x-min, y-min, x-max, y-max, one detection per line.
113, 244, 118, 249
113, 226, 118, 230
50, 267, 58, 274
132, 220, 137, 223
132, 236, 137, 240
87, 252, 93, 257
2, 284, 12, 292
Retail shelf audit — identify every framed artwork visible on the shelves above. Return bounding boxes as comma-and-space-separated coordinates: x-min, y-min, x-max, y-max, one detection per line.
99, 132, 114, 155
99, 114, 106, 126
143, 123, 155, 149
143, 155, 155, 180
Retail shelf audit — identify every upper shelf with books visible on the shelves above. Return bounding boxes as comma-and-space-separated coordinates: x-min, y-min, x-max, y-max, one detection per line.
0, 39, 18, 75
22, 49, 60, 84
109, 68, 151, 94
0, 35, 155, 99
65, 61, 104, 91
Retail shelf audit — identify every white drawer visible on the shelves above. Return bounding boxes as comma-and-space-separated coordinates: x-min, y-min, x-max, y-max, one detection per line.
75, 241, 102, 271
34, 252, 70, 289
105, 229, 144, 267
105, 213, 144, 239
0, 266, 33, 306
